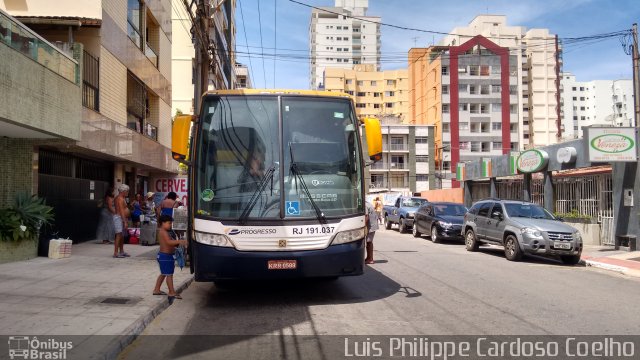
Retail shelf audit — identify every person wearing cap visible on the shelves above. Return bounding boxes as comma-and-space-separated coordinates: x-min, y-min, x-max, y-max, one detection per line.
143, 192, 157, 220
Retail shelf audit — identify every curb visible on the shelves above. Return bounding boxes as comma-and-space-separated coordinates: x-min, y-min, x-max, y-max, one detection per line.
98, 276, 194, 360
583, 259, 627, 274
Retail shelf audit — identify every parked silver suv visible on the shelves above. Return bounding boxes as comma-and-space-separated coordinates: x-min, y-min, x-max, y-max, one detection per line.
462, 199, 583, 264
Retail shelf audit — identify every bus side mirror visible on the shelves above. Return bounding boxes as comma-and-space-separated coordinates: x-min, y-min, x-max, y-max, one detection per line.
363, 117, 382, 162
172, 115, 193, 164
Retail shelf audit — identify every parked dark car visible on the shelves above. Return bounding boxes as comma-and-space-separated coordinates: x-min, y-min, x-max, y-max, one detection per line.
412, 202, 468, 242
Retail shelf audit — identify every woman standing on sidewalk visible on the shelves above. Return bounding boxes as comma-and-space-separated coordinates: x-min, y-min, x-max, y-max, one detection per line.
96, 186, 116, 244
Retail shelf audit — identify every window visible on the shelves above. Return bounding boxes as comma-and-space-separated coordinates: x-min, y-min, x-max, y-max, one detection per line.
490, 204, 504, 219
387, 80, 396, 86
493, 141, 502, 150
470, 104, 479, 113
572, 97, 577, 101
416, 175, 428, 182
480, 104, 489, 114
415, 137, 428, 144
442, 85, 449, 94
572, 87, 576, 91
385, 91, 395, 97
127, 0, 143, 48
373, 104, 380, 109
346, 79, 353, 84
580, 97, 585, 101
510, 104, 518, 114
492, 103, 501, 112
442, 104, 450, 113
459, 103, 468, 111
346, 90, 354, 95
492, 85, 501, 93
458, 84, 467, 92
82, 50, 100, 112
373, 92, 381, 97
385, 103, 394, 108
357, 92, 366, 97
356, 103, 366, 108
491, 65, 501, 74
370, 81, 377, 86
580, 106, 585, 111
509, 85, 517, 95
459, 122, 469, 130
442, 66, 449, 75
469, 65, 479, 76
336, 26, 342, 30
416, 156, 429, 162
390, 174, 406, 188
480, 65, 490, 76
470, 142, 481, 152
127, 71, 157, 140
469, 85, 478, 94
357, 80, 364, 86
477, 202, 492, 217
442, 123, 450, 132
481, 85, 490, 94
580, 87, 584, 91
492, 122, 501, 130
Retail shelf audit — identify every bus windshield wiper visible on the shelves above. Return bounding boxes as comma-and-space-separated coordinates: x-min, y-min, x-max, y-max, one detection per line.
238, 166, 276, 224
290, 162, 327, 224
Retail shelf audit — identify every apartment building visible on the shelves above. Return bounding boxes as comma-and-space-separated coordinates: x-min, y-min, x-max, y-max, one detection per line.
1, 0, 176, 242
171, 0, 235, 115
309, 0, 380, 90
409, 15, 561, 188
234, 62, 252, 89
324, 64, 408, 121
209, 0, 235, 90
362, 119, 434, 195
171, 0, 195, 115
561, 72, 635, 139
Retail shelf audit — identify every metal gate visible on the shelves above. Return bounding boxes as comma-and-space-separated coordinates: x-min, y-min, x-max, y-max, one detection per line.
598, 175, 614, 246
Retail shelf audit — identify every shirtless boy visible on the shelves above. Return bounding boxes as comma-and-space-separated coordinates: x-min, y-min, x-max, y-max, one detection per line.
153, 215, 188, 303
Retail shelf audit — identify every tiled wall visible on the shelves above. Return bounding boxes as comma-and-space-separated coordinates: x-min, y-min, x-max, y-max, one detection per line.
0, 139, 35, 209
99, 47, 128, 125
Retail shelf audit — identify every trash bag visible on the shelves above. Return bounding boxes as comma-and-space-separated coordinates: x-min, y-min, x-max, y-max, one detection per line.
174, 246, 186, 270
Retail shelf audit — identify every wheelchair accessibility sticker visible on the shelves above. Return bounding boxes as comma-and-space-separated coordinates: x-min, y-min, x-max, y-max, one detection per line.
286, 201, 300, 216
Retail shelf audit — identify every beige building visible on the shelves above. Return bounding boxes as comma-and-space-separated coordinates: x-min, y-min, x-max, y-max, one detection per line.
324, 64, 409, 121
171, 0, 195, 115
1, 0, 176, 242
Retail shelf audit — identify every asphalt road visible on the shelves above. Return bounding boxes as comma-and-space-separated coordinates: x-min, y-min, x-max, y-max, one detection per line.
120, 226, 640, 359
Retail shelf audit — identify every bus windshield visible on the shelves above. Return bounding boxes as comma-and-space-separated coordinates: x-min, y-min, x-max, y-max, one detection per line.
195, 95, 363, 221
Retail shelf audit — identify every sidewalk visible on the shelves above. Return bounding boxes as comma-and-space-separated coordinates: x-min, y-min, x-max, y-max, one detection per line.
0, 241, 193, 359
581, 245, 640, 278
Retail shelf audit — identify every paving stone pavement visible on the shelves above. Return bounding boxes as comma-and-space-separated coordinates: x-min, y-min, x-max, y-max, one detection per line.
0, 241, 193, 359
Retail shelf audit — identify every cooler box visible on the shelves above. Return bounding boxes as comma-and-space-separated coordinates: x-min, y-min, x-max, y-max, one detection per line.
48, 239, 72, 259
140, 222, 158, 246
127, 228, 140, 244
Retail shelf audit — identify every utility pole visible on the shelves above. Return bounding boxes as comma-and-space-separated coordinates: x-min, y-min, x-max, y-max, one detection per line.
632, 23, 639, 128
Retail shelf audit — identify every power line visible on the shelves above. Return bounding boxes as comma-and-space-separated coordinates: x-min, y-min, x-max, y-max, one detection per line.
256, 0, 267, 87
273, 0, 277, 88
237, 0, 256, 87
289, 0, 631, 42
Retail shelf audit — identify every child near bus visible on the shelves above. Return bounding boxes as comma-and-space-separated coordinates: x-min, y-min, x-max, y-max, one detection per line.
152, 215, 188, 303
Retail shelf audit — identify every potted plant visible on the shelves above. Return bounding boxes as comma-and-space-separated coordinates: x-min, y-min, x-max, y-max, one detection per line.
0, 193, 54, 264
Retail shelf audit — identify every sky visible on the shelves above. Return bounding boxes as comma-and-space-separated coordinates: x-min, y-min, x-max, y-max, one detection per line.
234, 0, 639, 89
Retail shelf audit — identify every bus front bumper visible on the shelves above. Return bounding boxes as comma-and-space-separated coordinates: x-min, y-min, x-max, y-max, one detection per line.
192, 240, 365, 281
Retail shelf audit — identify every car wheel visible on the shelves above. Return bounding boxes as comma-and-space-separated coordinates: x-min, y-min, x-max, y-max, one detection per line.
431, 226, 440, 243
560, 253, 582, 265
398, 218, 407, 233
465, 229, 479, 252
412, 223, 422, 238
385, 216, 392, 230
504, 234, 523, 261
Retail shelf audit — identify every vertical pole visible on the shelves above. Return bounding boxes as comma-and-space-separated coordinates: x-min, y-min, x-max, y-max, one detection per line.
543, 171, 554, 213
489, 177, 497, 198
522, 173, 532, 202
632, 23, 639, 128
555, 34, 562, 139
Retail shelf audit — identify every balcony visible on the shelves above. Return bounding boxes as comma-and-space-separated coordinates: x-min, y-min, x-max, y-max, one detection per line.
389, 162, 409, 170
0, 9, 78, 83
0, 9, 81, 140
389, 143, 409, 151
370, 162, 388, 171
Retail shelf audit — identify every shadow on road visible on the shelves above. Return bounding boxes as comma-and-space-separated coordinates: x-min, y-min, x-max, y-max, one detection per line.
477, 245, 584, 267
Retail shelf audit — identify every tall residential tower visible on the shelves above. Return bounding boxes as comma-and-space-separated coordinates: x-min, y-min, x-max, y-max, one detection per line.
309, 0, 380, 90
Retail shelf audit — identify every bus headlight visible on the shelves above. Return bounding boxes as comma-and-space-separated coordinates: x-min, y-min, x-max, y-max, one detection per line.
331, 227, 366, 245
195, 231, 234, 247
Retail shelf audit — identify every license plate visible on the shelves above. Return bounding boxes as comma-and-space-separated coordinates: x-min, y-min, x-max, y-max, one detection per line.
267, 260, 297, 270
554, 242, 571, 250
